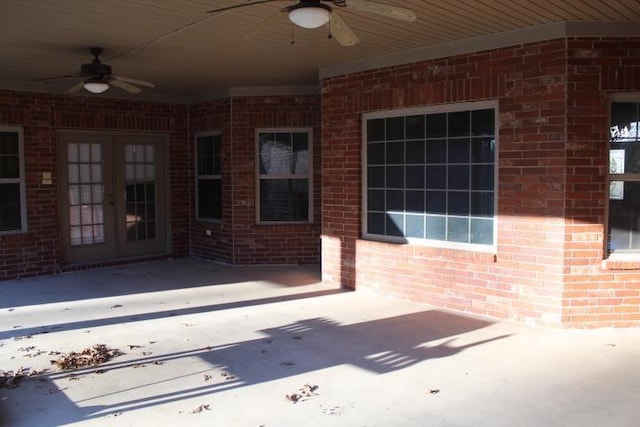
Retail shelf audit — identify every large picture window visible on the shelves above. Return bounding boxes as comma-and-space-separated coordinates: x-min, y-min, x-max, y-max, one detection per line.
609, 99, 640, 254
363, 101, 497, 250
195, 132, 222, 221
0, 126, 26, 234
256, 128, 312, 223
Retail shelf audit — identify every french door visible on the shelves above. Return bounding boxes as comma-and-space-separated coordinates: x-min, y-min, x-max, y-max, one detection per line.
57, 131, 169, 264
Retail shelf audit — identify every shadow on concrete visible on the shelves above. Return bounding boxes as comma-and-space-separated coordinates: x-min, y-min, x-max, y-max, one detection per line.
0, 288, 344, 340
0, 259, 322, 309
2, 309, 507, 425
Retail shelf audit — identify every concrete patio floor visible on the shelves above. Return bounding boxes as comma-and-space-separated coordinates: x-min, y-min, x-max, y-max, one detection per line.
1, 258, 639, 427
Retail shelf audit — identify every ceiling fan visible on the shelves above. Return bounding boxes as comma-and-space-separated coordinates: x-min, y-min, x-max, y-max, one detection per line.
32, 47, 154, 94
207, 0, 417, 46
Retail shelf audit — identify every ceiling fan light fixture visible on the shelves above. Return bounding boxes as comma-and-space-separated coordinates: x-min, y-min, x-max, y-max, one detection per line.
288, 2, 331, 29
83, 79, 109, 94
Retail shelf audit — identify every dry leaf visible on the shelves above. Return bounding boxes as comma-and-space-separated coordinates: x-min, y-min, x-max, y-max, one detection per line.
190, 404, 211, 414
51, 344, 123, 371
285, 383, 319, 403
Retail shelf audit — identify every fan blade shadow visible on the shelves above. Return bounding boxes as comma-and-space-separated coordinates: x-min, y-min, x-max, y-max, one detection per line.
244, 8, 288, 41
31, 73, 83, 82
66, 80, 85, 94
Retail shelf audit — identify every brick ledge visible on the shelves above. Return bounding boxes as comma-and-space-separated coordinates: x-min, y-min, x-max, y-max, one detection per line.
602, 256, 640, 270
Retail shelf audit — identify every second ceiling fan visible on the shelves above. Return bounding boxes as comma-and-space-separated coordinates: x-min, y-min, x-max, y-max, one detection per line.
208, 0, 417, 46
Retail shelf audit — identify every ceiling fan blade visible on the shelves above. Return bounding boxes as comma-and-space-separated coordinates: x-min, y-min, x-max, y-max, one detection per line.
66, 80, 85, 94
31, 73, 83, 82
110, 79, 142, 94
113, 75, 154, 88
329, 12, 359, 46
244, 8, 288, 41
346, 0, 417, 22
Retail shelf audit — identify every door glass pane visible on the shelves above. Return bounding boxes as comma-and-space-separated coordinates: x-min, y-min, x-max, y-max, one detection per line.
134, 145, 145, 162
68, 164, 79, 183
125, 144, 156, 241
81, 225, 93, 244
70, 226, 82, 245
80, 185, 91, 204
67, 143, 78, 162
69, 205, 81, 226
66, 142, 104, 246
125, 145, 134, 162
92, 184, 103, 203
91, 143, 102, 162
79, 144, 90, 162
91, 164, 102, 182
80, 164, 90, 182
145, 145, 155, 162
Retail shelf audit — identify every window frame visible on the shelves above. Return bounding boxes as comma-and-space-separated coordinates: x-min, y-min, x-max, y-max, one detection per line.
255, 127, 313, 224
361, 100, 498, 253
194, 131, 222, 222
0, 126, 27, 235
607, 93, 640, 257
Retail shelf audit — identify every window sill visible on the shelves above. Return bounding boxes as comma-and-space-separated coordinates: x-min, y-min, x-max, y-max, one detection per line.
602, 253, 640, 270
196, 218, 223, 224
359, 237, 498, 263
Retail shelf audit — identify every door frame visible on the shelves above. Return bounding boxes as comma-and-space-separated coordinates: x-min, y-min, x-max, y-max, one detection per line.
56, 129, 171, 265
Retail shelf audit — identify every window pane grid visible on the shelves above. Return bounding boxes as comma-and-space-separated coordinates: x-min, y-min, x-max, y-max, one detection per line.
125, 144, 156, 241
67, 142, 104, 245
365, 107, 495, 246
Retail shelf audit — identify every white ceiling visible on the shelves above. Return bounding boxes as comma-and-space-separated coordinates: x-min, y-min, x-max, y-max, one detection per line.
2, 0, 640, 103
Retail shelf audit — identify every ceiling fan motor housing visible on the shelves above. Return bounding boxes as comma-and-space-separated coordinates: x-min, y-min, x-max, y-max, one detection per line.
81, 62, 112, 76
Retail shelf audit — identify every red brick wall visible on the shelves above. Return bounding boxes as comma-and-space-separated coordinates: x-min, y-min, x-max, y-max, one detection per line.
0, 91, 189, 280
562, 38, 640, 328
228, 95, 321, 264
190, 98, 234, 263
189, 95, 321, 265
0, 90, 320, 281
321, 36, 640, 328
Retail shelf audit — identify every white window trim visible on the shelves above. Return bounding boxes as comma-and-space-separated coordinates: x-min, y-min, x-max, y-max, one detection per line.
255, 127, 313, 224
361, 100, 498, 253
0, 126, 27, 234
195, 131, 222, 223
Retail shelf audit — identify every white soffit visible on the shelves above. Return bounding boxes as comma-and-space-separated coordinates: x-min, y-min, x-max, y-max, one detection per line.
319, 21, 640, 80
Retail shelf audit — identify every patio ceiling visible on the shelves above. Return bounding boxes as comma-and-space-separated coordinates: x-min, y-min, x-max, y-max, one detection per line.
2, 0, 639, 103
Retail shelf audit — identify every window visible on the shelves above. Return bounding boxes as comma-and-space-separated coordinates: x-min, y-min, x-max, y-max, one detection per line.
609, 99, 640, 254
256, 128, 312, 223
363, 101, 497, 250
195, 132, 222, 221
0, 126, 26, 234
